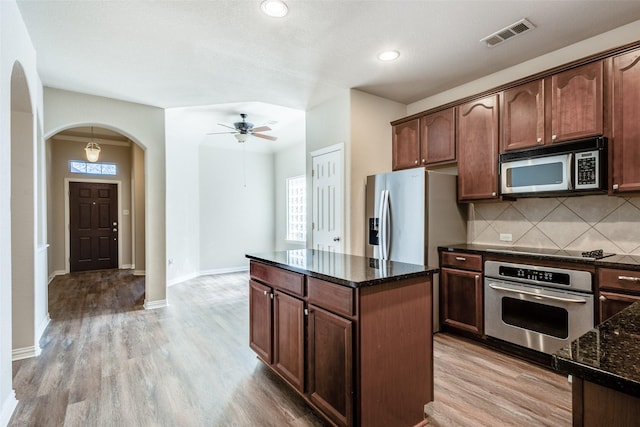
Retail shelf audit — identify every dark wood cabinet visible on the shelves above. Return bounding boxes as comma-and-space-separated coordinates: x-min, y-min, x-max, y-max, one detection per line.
307, 304, 353, 427
249, 263, 305, 392
420, 108, 456, 165
610, 49, 640, 193
249, 279, 273, 363
457, 94, 500, 201
550, 61, 603, 143
273, 290, 305, 392
392, 108, 455, 170
440, 252, 483, 336
597, 267, 640, 323
392, 118, 420, 170
501, 79, 545, 151
249, 260, 433, 427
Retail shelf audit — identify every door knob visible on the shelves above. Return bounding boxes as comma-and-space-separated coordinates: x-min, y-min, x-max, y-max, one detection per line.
333, 237, 341, 242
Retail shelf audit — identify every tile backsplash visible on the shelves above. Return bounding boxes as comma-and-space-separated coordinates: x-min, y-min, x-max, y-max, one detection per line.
468, 195, 640, 255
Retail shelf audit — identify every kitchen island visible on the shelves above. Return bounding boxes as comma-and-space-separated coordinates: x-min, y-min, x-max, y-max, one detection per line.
554, 301, 640, 426
246, 249, 437, 427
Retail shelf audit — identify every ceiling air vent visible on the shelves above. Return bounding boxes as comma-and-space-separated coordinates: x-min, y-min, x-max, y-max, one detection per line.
480, 18, 535, 48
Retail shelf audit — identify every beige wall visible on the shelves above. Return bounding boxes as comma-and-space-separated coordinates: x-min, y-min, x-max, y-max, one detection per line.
48, 138, 134, 274
132, 143, 145, 274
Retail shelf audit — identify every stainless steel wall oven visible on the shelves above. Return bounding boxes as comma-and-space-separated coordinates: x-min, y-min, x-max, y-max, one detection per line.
484, 260, 594, 355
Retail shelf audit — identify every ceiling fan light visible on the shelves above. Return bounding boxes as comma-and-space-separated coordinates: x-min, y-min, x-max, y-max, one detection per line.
261, 0, 288, 18
235, 133, 248, 143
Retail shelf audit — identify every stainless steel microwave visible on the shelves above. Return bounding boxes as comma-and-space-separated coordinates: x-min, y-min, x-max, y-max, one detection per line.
499, 137, 607, 197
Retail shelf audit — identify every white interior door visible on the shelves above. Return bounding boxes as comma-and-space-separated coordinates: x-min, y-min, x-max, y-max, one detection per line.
311, 146, 343, 253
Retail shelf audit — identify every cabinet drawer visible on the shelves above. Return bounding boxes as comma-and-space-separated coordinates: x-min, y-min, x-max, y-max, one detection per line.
441, 252, 482, 271
250, 261, 305, 297
308, 277, 354, 317
598, 268, 640, 294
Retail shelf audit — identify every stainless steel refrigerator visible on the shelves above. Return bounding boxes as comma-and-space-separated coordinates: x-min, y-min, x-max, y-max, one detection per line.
365, 168, 467, 330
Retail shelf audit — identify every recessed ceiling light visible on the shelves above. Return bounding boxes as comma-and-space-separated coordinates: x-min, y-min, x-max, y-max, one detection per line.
261, 0, 288, 18
378, 50, 400, 62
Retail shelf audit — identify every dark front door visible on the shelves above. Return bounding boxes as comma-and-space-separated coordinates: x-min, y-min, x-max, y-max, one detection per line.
69, 182, 118, 272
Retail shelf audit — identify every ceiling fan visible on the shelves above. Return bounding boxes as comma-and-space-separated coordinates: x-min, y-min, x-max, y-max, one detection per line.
208, 113, 277, 142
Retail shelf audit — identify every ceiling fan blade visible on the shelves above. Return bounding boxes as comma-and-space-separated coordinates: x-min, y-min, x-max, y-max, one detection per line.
207, 131, 237, 135
251, 126, 271, 133
253, 133, 278, 141
217, 123, 237, 130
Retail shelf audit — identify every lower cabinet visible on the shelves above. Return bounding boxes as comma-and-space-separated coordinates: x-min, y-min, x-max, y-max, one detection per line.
439, 251, 484, 336
273, 291, 305, 392
307, 305, 353, 426
249, 261, 433, 427
598, 268, 640, 323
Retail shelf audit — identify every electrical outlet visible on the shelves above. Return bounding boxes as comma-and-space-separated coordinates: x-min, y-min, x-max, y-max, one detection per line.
500, 233, 513, 242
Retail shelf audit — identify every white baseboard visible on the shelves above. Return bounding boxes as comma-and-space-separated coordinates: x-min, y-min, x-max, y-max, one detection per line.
167, 272, 200, 287
0, 390, 18, 426
144, 299, 168, 310
121, 264, 134, 270
12, 345, 41, 361
48, 270, 66, 284
133, 269, 145, 276
199, 266, 249, 276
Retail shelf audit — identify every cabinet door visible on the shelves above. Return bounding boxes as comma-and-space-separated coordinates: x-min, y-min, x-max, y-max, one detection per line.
599, 291, 640, 323
392, 119, 420, 170
440, 268, 483, 335
502, 80, 545, 151
551, 61, 603, 143
611, 49, 640, 193
307, 305, 353, 427
249, 279, 273, 363
457, 94, 500, 201
273, 291, 305, 392
421, 108, 456, 165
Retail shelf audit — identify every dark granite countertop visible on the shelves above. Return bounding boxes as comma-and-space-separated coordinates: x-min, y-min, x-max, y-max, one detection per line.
439, 243, 640, 269
246, 249, 438, 288
553, 301, 640, 397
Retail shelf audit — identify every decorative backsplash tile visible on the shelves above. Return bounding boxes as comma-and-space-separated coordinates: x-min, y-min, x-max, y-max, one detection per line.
468, 195, 640, 255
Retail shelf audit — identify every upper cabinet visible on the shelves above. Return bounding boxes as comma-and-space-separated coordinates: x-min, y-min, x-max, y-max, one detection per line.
392, 107, 456, 170
392, 119, 420, 170
501, 61, 604, 152
610, 48, 640, 193
550, 61, 604, 143
501, 80, 545, 151
420, 108, 456, 165
457, 94, 500, 201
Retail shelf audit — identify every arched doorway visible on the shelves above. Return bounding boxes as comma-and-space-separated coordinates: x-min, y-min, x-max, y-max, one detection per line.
10, 62, 40, 360
46, 126, 146, 281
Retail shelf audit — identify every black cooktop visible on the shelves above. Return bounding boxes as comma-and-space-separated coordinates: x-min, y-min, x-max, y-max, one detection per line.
486, 246, 614, 261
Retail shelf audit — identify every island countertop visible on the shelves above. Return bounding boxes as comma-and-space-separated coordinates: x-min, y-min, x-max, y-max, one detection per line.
553, 301, 640, 397
246, 249, 438, 288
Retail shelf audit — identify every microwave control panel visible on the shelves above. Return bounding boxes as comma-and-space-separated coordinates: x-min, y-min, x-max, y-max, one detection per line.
575, 150, 599, 189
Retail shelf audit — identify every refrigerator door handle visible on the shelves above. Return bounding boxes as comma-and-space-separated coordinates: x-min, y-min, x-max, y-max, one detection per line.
381, 190, 391, 260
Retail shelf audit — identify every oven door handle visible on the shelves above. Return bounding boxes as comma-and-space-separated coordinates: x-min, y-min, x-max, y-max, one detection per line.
488, 283, 588, 304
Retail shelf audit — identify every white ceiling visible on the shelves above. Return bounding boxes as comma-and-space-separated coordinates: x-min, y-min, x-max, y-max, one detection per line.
17, 1, 640, 132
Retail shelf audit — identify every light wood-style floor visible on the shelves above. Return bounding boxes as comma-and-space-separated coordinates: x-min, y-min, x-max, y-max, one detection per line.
10, 271, 571, 426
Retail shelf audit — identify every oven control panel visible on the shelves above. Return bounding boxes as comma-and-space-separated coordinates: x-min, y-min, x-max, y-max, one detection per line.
498, 266, 570, 286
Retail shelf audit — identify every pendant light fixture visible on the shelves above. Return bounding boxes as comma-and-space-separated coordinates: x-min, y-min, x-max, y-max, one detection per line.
85, 126, 101, 162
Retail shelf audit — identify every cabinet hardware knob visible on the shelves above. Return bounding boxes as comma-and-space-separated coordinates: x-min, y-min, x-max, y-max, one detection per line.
492, 192, 497, 197
304, 308, 309, 316
422, 159, 426, 164
537, 137, 542, 143
333, 236, 341, 242
455, 257, 466, 261
552, 134, 557, 141
414, 160, 419, 165
613, 184, 619, 190
599, 295, 607, 302
475, 275, 480, 280
263, 290, 268, 296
